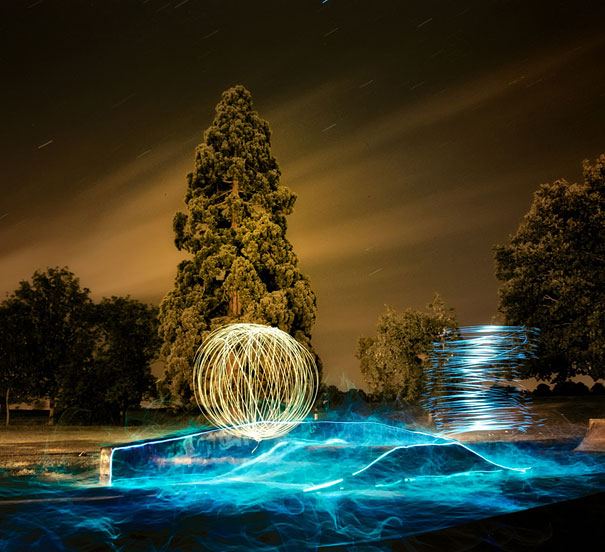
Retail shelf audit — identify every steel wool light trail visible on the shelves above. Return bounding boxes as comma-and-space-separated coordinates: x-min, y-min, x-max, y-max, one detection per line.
193, 323, 319, 441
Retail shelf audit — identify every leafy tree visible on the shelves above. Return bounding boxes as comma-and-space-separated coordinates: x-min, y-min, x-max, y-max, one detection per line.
552, 380, 590, 396
94, 296, 161, 425
591, 382, 605, 395
356, 294, 457, 402
11, 267, 96, 422
495, 155, 605, 382
533, 383, 552, 397
0, 299, 35, 425
159, 85, 320, 409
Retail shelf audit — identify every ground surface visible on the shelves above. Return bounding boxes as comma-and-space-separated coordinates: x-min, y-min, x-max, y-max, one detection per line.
0, 397, 603, 480
450, 395, 605, 442
0, 398, 604, 551
0, 421, 195, 481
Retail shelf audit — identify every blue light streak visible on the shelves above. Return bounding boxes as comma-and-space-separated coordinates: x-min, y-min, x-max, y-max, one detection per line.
422, 325, 540, 434
304, 478, 344, 492
351, 443, 459, 477
106, 420, 529, 493
107, 421, 275, 486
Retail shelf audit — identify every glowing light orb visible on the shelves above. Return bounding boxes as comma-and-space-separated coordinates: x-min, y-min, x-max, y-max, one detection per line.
193, 323, 319, 441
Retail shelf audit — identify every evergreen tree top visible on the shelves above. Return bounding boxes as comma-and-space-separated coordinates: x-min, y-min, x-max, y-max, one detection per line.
178, 85, 295, 254
185, 85, 288, 209
204, 85, 271, 158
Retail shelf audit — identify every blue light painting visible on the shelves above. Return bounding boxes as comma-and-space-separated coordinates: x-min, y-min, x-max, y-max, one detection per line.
422, 325, 540, 434
2, 419, 604, 551
106, 421, 528, 490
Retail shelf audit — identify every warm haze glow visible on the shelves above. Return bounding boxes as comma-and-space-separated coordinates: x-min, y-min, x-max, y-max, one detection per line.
2, 3, 604, 386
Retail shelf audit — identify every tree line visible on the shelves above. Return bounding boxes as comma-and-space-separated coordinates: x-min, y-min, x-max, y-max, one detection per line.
358, 154, 604, 401
1, 85, 602, 423
0, 267, 160, 425
1, 85, 319, 424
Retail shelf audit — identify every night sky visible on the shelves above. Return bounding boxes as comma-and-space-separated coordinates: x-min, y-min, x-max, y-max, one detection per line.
2, 0, 604, 387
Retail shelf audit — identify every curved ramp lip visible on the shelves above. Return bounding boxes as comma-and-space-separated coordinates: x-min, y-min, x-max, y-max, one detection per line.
105, 421, 530, 489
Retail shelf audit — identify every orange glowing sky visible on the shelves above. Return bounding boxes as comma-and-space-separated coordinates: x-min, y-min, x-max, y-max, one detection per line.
2, 1, 604, 387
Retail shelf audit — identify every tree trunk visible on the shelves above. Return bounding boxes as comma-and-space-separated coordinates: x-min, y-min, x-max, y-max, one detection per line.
231, 179, 239, 228
228, 177, 242, 316
229, 290, 242, 317
4, 388, 9, 426
48, 397, 55, 425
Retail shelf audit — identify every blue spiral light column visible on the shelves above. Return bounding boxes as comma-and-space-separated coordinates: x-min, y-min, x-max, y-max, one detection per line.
422, 325, 540, 434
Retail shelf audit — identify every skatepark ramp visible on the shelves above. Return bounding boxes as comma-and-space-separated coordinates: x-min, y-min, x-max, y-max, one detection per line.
575, 419, 605, 452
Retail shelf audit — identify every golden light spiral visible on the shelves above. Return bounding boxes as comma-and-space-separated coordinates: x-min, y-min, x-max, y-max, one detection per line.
193, 323, 319, 441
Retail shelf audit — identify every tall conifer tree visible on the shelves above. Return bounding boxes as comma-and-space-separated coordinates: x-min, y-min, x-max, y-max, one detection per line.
159, 85, 320, 408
